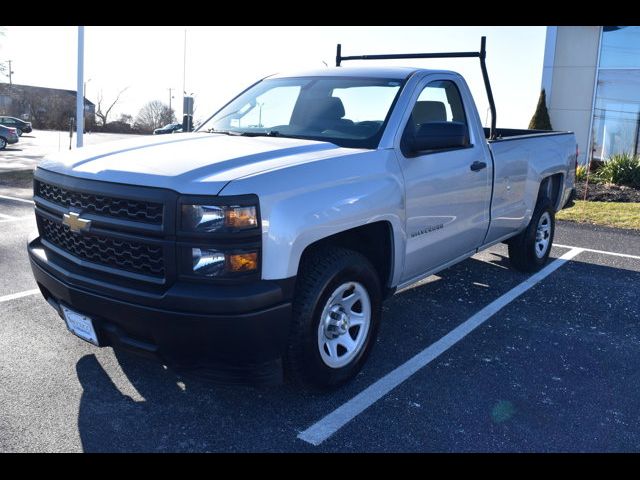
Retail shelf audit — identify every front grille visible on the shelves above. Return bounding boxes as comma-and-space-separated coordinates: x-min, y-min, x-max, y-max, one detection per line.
39, 216, 165, 278
35, 180, 163, 225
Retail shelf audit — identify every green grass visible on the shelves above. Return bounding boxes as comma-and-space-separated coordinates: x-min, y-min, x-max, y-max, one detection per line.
557, 200, 640, 230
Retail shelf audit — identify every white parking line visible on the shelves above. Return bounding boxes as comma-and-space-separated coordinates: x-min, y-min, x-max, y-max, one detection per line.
555, 243, 640, 261
0, 215, 34, 223
0, 212, 15, 219
0, 289, 40, 303
0, 194, 34, 204
298, 247, 584, 446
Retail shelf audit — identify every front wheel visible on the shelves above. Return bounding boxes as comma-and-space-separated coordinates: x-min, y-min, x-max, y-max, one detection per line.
0, 137, 6, 150
284, 247, 382, 389
16, 128, 22, 137
508, 198, 555, 272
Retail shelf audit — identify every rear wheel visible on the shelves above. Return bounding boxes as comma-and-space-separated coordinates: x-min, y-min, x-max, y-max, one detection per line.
284, 247, 382, 389
0, 137, 6, 150
508, 198, 555, 272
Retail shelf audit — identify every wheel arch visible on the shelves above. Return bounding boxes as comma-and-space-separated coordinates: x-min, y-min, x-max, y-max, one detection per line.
297, 221, 397, 297
538, 173, 564, 211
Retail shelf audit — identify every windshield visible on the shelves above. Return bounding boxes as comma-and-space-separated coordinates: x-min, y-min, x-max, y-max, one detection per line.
198, 76, 404, 149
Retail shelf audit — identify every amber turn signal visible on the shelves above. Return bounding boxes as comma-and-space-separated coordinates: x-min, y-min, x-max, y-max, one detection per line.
226, 252, 258, 273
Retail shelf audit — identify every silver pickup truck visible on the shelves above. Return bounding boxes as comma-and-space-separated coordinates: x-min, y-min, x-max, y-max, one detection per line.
28, 39, 577, 388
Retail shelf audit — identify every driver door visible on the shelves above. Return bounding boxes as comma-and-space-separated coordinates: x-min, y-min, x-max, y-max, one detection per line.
398, 76, 492, 283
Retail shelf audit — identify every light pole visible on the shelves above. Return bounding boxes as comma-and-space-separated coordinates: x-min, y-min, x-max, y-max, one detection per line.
76, 26, 84, 148
168, 87, 175, 115
257, 102, 265, 128
84, 78, 91, 100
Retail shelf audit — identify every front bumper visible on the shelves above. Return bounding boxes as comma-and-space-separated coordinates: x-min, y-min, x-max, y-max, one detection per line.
28, 236, 293, 369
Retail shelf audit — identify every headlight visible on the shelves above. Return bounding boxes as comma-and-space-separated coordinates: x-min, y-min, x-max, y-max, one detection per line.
191, 247, 258, 277
181, 204, 258, 232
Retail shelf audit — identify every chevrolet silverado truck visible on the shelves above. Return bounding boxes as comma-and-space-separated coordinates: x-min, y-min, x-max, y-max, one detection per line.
28, 38, 577, 388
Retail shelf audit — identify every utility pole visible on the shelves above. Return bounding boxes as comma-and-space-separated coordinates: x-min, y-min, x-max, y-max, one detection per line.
84, 78, 91, 133
168, 87, 173, 114
76, 26, 84, 148
8, 60, 12, 85
182, 29, 187, 99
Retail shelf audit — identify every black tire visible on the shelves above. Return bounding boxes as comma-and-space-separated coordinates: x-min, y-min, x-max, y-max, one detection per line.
284, 246, 382, 389
16, 128, 22, 137
508, 198, 555, 272
0, 137, 6, 150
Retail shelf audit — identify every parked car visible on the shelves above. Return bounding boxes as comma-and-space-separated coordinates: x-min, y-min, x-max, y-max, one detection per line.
0, 124, 19, 149
153, 122, 182, 135
0, 116, 32, 136
28, 38, 577, 388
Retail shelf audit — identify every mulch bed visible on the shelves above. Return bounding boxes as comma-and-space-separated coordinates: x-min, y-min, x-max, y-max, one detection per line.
575, 181, 640, 203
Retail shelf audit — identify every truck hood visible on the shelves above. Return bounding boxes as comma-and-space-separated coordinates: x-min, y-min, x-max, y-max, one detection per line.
39, 133, 354, 195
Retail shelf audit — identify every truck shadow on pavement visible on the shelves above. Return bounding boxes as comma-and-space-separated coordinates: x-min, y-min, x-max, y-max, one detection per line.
74, 250, 640, 452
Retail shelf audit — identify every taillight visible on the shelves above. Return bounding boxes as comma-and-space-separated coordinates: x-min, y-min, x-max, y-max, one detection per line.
575, 144, 579, 174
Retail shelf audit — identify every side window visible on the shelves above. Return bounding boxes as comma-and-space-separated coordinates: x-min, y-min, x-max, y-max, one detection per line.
402, 79, 470, 155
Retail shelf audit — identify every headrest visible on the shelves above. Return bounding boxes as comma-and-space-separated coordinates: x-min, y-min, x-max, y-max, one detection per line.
413, 101, 447, 123
312, 96, 345, 119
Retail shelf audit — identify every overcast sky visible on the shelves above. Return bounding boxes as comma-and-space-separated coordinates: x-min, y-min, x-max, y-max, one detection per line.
0, 26, 547, 128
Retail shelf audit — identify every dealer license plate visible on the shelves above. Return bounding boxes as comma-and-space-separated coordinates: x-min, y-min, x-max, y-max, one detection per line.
61, 305, 99, 345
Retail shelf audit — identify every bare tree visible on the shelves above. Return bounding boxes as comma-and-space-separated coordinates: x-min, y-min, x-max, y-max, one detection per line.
95, 87, 128, 126
15, 89, 74, 130
134, 100, 175, 133
118, 113, 134, 126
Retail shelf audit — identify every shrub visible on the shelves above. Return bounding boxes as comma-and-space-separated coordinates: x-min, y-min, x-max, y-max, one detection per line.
594, 153, 640, 188
528, 89, 553, 131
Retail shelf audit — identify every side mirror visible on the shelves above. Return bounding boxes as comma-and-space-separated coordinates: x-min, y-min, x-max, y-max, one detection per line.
411, 121, 468, 152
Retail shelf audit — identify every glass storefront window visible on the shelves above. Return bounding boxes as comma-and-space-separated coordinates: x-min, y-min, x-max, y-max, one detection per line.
591, 70, 640, 161
600, 26, 640, 69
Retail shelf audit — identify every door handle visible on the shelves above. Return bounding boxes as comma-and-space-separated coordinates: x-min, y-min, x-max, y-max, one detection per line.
470, 161, 487, 172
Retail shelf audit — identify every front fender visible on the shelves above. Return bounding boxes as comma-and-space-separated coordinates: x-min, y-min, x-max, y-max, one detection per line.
220, 149, 406, 284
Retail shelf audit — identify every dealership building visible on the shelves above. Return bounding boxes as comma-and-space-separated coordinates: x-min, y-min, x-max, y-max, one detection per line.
542, 26, 640, 164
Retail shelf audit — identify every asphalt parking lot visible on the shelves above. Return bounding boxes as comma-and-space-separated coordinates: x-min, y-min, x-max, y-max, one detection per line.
0, 180, 639, 452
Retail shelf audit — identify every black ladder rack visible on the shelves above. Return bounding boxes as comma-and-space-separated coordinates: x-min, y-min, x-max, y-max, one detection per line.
336, 36, 497, 140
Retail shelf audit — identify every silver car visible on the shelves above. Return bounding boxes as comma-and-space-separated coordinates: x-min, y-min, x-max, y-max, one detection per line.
0, 124, 19, 150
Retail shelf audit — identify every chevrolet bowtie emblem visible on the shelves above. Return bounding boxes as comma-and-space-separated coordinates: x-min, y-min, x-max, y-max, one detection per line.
62, 212, 91, 233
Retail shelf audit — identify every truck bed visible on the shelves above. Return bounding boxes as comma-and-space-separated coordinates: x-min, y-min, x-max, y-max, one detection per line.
482, 126, 577, 246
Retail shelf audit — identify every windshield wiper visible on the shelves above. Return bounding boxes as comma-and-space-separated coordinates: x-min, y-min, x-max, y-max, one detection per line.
208, 129, 308, 140
206, 129, 242, 136
238, 130, 283, 137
